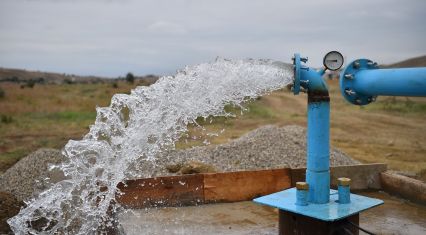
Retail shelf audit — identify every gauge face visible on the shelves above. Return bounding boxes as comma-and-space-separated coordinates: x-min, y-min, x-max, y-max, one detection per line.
323, 51, 344, 71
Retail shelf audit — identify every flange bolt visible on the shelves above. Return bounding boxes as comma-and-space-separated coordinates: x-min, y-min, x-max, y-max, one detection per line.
344, 74, 354, 80
345, 89, 356, 96
367, 61, 378, 68
353, 61, 360, 69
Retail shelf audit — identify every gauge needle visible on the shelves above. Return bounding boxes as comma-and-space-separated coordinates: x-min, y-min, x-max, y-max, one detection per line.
327, 59, 338, 62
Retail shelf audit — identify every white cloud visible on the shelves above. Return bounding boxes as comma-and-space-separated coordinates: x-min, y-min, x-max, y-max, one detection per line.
147, 21, 187, 35
0, 0, 425, 76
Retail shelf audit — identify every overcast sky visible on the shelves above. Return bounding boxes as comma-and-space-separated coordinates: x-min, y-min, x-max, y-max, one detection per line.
0, 0, 425, 77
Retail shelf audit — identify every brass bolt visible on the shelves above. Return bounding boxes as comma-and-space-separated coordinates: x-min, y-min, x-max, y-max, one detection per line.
338, 177, 351, 186
296, 182, 309, 190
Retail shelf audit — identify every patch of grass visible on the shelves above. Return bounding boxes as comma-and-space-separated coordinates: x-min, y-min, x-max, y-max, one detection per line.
0, 81, 139, 171
0, 114, 13, 124
0, 87, 5, 98
366, 97, 426, 113
245, 102, 276, 119
48, 111, 96, 122
80, 87, 97, 94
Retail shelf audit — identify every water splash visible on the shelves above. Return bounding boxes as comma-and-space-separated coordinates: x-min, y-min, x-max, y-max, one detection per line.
8, 58, 293, 234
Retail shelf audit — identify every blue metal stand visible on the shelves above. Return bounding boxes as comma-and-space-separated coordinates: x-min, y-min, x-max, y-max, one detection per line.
254, 188, 383, 222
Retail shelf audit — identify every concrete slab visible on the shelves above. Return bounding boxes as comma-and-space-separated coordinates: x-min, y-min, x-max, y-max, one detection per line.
119, 191, 426, 235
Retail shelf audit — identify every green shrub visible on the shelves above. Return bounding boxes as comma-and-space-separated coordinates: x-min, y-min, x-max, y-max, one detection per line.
1, 115, 13, 124
37, 77, 45, 84
126, 72, 135, 84
0, 87, 5, 98
63, 78, 74, 84
11, 76, 19, 83
27, 79, 36, 88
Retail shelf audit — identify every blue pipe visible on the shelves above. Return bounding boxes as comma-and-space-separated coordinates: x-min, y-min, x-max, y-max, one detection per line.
294, 58, 331, 204
354, 68, 426, 96
306, 101, 330, 204
340, 59, 426, 105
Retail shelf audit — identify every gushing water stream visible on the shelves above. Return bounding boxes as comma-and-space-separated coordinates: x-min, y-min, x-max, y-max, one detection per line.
8, 58, 293, 234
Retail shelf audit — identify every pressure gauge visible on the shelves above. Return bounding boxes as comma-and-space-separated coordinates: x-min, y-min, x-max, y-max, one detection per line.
323, 51, 344, 71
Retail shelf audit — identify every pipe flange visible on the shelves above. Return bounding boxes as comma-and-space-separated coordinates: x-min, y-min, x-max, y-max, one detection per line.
340, 59, 379, 105
293, 53, 301, 95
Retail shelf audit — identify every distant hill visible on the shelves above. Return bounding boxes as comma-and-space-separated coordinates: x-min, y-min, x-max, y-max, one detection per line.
0, 67, 158, 85
382, 55, 426, 68
0, 67, 109, 84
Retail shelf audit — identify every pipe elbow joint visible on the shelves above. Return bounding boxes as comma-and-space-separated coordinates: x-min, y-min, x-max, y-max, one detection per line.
293, 53, 329, 102
301, 69, 330, 102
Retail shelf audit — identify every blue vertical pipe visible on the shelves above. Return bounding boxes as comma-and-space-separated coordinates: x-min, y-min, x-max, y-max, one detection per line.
306, 101, 330, 204
299, 68, 331, 204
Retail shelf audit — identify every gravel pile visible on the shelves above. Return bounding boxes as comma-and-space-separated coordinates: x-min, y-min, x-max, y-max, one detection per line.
0, 148, 66, 201
1, 126, 359, 199
132, 125, 359, 177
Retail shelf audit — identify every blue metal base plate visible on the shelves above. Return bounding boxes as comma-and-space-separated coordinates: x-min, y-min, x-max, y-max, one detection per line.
253, 188, 383, 222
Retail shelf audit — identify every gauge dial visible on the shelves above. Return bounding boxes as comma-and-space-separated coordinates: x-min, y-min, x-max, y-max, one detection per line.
323, 51, 344, 71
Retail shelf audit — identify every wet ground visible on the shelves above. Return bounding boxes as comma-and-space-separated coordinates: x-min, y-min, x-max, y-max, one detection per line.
360, 191, 426, 235
119, 191, 426, 235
